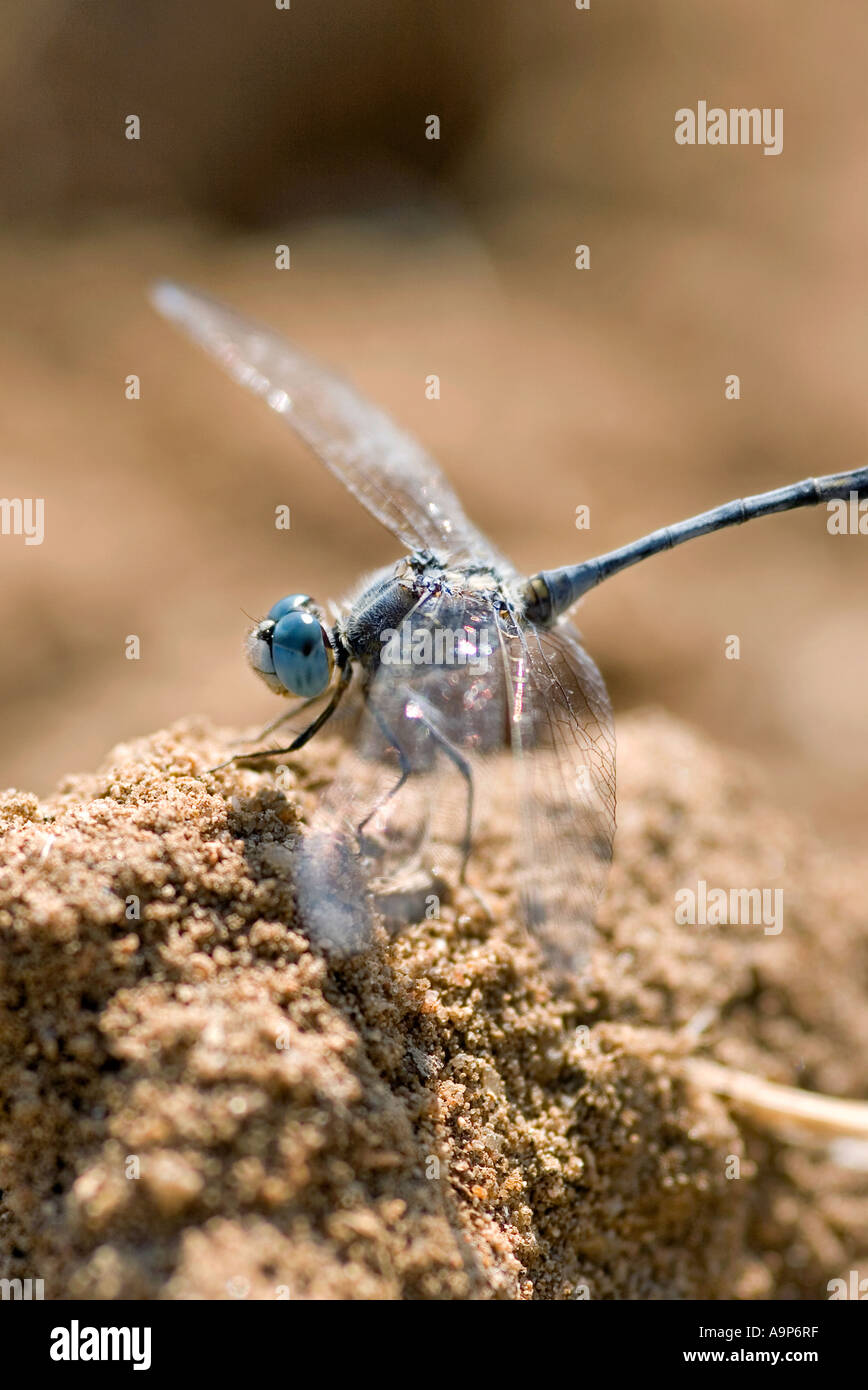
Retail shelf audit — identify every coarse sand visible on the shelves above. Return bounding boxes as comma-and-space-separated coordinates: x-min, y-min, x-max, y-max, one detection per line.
1, 710, 866, 1299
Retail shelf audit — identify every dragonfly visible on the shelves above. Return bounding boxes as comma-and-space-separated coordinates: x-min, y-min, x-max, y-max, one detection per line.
151, 282, 868, 984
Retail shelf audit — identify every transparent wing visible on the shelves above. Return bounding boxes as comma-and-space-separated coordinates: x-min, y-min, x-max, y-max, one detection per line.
497, 612, 616, 983
291, 586, 616, 986
293, 587, 510, 955
151, 281, 514, 572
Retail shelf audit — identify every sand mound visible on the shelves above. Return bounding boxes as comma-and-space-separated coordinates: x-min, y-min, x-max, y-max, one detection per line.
1, 711, 866, 1299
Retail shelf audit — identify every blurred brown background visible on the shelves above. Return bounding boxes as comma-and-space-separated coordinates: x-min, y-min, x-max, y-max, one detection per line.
0, 0, 865, 843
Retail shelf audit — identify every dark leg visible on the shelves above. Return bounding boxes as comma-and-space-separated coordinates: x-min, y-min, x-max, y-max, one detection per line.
206, 663, 353, 773
225, 692, 326, 752
357, 702, 483, 913
356, 706, 413, 844
417, 718, 474, 884
253, 692, 326, 741
362, 701, 475, 883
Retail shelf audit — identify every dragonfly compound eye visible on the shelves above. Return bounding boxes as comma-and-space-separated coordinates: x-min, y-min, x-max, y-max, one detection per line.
267, 593, 310, 623
271, 609, 334, 697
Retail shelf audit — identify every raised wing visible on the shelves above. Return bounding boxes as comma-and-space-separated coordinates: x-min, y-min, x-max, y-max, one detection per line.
151, 281, 513, 572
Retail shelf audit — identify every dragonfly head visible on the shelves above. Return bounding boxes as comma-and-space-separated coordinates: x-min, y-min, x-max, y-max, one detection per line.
246, 594, 335, 698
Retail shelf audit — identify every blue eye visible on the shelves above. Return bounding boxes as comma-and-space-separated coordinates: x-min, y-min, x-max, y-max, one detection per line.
271, 610, 333, 697
267, 593, 310, 622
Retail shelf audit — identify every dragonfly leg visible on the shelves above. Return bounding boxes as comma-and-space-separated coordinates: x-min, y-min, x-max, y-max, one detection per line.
206, 663, 352, 773
223, 693, 325, 752
355, 706, 474, 884
250, 693, 325, 742
357, 703, 487, 921
400, 712, 474, 884
356, 706, 413, 845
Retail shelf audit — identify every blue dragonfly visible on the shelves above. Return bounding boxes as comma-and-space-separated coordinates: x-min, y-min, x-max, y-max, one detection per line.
152, 282, 867, 983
